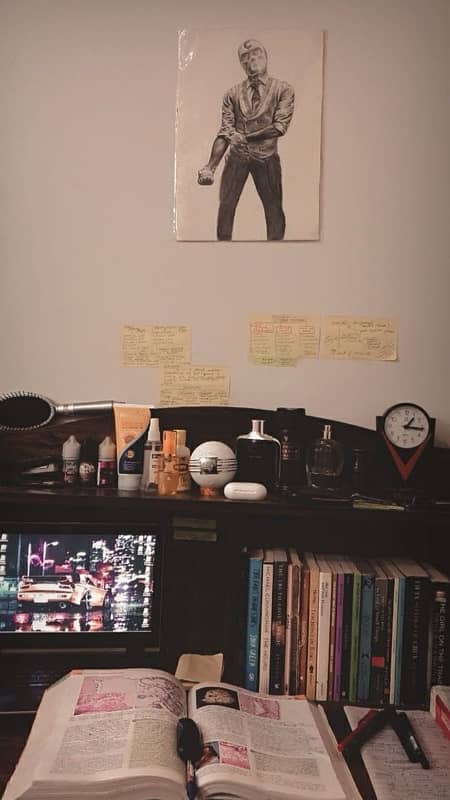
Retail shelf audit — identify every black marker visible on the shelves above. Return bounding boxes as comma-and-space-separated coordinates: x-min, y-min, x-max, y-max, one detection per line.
392, 711, 430, 769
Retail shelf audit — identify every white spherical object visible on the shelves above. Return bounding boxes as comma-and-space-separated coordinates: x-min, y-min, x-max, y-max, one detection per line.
189, 441, 237, 489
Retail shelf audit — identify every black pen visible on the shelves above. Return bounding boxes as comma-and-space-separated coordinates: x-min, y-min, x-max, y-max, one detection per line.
176, 717, 203, 799
392, 711, 430, 769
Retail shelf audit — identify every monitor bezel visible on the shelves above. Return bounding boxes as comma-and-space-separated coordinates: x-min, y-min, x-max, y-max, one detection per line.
0, 521, 164, 654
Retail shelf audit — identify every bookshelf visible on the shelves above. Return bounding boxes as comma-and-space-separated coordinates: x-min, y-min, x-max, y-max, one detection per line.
0, 406, 449, 696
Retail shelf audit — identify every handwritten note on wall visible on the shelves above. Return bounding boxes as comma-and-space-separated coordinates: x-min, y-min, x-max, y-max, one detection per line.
248, 315, 321, 366
320, 316, 397, 361
121, 325, 191, 367
160, 365, 230, 406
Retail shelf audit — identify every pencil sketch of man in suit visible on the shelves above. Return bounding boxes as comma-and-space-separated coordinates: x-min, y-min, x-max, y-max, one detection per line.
197, 39, 295, 241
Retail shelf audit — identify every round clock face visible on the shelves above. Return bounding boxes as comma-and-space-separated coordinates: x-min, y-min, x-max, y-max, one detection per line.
383, 404, 430, 449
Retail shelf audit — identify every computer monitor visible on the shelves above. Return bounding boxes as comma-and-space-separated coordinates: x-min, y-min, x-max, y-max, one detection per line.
0, 524, 163, 653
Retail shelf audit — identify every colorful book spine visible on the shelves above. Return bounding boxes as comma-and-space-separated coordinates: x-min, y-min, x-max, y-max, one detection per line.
269, 549, 288, 694
287, 548, 302, 695
244, 548, 264, 691
258, 549, 274, 694
283, 556, 294, 695
368, 560, 389, 706
387, 562, 401, 706
305, 552, 319, 701
315, 556, 332, 701
332, 571, 345, 701
327, 561, 338, 702
356, 571, 374, 703
298, 561, 310, 695
381, 567, 394, 705
348, 568, 361, 703
393, 572, 405, 706
339, 570, 354, 701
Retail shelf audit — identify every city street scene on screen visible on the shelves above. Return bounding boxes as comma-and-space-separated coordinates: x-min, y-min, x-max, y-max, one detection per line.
0, 531, 158, 634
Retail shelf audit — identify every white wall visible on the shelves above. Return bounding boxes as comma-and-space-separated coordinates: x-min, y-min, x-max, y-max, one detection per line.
1, 0, 449, 442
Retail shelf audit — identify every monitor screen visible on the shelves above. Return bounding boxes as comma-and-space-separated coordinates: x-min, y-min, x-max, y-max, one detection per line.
0, 529, 161, 643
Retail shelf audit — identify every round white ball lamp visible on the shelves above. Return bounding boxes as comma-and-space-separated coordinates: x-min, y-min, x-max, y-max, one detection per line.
189, 441, 237, 496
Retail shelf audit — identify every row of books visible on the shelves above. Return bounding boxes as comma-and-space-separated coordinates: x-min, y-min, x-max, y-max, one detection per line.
243, 547, 450, 706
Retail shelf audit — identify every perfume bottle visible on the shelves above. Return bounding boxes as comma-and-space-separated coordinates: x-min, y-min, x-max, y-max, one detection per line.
174, 428, 191, 492
236, 419, 280, 491
274, 407, 306, 495
157, 430, 179, 496
306, 424, 344, 491
141, 418, 162, 492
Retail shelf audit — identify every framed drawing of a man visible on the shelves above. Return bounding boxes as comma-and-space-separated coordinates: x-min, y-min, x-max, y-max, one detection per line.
175, 29, 324, 242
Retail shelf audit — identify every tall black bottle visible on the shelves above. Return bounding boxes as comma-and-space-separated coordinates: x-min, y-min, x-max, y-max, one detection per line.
235, 419, 280, 491
273, 407, 306, 495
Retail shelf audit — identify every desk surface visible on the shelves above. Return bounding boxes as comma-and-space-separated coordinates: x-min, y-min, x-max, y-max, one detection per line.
0, 707, 376, 800
0, 714, 34, 796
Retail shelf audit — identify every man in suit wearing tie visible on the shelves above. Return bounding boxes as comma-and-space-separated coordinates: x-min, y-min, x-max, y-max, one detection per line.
198, 39, 295, 241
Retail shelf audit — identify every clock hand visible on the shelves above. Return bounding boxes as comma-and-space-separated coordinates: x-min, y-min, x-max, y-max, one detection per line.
405, 425, 425, 431
403, 417, 415, 429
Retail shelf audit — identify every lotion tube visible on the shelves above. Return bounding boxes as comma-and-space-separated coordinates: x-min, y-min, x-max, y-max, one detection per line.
113, 403, 151, 491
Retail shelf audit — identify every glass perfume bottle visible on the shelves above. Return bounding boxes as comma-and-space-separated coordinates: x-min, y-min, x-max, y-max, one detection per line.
306, 424, 344, 491
274, 407, 306, 495
157, 430, 179, 496
141, 418, 162, 492
174, 428, 191, 492
236, 419, 280, 491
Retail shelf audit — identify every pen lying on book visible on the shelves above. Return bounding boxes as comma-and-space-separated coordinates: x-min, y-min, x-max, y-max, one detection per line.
337, 709, 388, 758
176, 717, 203, 800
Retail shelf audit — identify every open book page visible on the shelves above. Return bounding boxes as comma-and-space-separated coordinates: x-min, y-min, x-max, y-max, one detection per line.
3, 669, 187, 800
345, 706, 450, 800
188, 682, 360, 800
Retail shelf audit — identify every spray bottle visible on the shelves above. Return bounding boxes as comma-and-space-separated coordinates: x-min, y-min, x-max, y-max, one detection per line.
141, 418, 162, 492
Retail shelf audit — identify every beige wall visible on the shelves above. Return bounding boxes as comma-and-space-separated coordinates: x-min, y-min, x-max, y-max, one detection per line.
1, 0, 449, 442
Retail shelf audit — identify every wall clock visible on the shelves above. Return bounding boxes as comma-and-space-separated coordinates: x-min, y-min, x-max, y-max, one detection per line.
376, 402, 435, 489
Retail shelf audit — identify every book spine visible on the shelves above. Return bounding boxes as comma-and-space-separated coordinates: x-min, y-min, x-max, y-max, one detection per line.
369, 575, 388, 706
316, 568, 332, 701
400, 577, 430, 706
389, 575, 400, 705
382, 577, 394, 704
332, 573, 344, 701
430, 584, 450, 686
357, 574, 374, 703
298, 567, 310, 695
288, 562, 301, 694
393, 576, 405, 706
258, 561, 274, 694
348, 573, 361, 703
244, 554, 263, 691
269, 559, 288, 694
283, 562, 294, 694
327, 570, 337, 701
306, 567, 319, 701
339, 573, 354, 701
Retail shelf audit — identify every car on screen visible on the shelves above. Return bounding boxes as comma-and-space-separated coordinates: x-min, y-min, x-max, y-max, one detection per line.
17, 571, 112, 614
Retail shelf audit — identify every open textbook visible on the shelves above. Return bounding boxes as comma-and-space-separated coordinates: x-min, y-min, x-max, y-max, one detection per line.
3, 668, 360, 800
